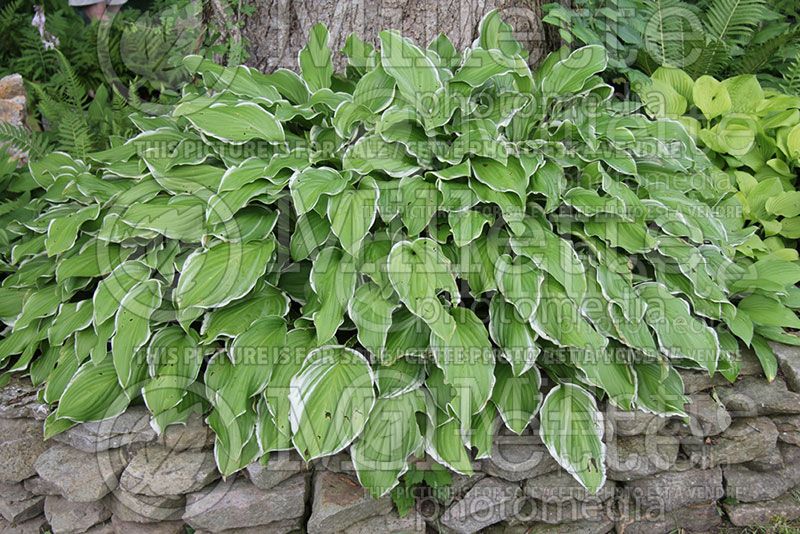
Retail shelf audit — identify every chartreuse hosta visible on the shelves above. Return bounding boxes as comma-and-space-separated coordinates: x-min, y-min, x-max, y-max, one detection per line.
636, 68, 800, 261
2, 12, 800, 498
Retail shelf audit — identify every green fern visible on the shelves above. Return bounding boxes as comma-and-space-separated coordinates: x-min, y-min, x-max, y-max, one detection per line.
704, 0, 767, 45
782, 55, 800, 95
734, 29, 800, 76
0, 123, 51, 161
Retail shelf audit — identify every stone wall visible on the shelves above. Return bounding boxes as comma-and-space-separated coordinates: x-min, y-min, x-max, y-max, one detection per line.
2, 342, 800, 534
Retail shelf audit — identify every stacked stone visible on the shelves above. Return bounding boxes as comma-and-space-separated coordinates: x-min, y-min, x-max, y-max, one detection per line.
3, 342, 800, 533
428, 344, 800, 533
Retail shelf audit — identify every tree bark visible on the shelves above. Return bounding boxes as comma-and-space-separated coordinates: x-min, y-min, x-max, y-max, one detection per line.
237, 0, 564, 73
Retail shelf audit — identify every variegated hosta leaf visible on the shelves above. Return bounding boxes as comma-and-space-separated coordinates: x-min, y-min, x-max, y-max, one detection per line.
429, 307, 495, 439
174, 240, 275, 311
539, 384, 606, 493
387, 239, 459, 341
112, 280, 163, 392
351, 389, 425, 496
289, 346, 376, 460
491, 363, 542, 434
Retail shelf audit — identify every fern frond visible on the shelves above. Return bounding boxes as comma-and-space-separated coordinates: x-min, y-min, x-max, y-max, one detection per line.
0, 0, 22, 35
689, 37, 734, 77
782, 55, 800, 95
56, 114, 93, 158
734, 29, 800, 75
703, 0, 767, 45
52, 50, 87, 111
0, 123, 52, 160
641, 0, 702, 69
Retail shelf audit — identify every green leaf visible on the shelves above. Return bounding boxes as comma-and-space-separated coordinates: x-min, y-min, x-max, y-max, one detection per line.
492, 363, 542, 434
142, 327, 202, 428
175, 240, 275, 311
379, 29, 444, 112
178, 102, 285, 143
47, 300, 93, 347
738, 294, 800, 329
349, 282, 398, 359
327, 177, 379, 255
93, 260, 151, 326
45, 204, 101, 256
201, 283, 289, 342
488, 293, 539, 376
541, 45, 607, 95
387, 239, 459, 341
351, 390, 425, 497
510, 217, 587, 302
112, 280, 163, 390
56, 358, 128, 422
429, 307, 495, 435
290, 346, 376, 460
471, 156, 527, 203
637, 282, 720, 373
425, 417, 473, 475
539, 383, 605, 493
299, 23, 333, 92
119, 196, 206, 241
692, 75, 731, 120
289, 167, 349, 215
311, 247, 357, 343
634, 361, 688, 416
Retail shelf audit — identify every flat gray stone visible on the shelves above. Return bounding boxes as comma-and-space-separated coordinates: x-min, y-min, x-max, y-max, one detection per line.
344, 508, 425, 533
718, 376, 800, 417
109, 487, 185, 523
524, 471, 615, 504
606, 434, 679, 481
0, 378, 47, 420
307, 471, 391, 533
683, 416, 778, 468
685, 393, 731, 436
184, 474, 308, 532
771, 342, 800, 392
480, 434, 558, 481
678, 370, 729, 394
119, 445, 218, 496
110, 515, 185, 534
158, 412, 215, 452
724, 489, 800, 527
440, 477, 523, 534
616, 497, 722, 534
745, 444, 785, 472
488, 518, 614, 534
54, 407, 156, 453
0, 418, 48, 483
773, 414, 800, 446
22, 475, 59, 496
245, 450, 307, 491
623, 467, 723, 513
0, 513, 48, 534
193, 517, 303, 534
34, 444, 125, 502
0, 481, 44, 524
44, 495, 110, 534
605, 405, 667, 437
723, 443, 800, 503
521, 498, 612, 525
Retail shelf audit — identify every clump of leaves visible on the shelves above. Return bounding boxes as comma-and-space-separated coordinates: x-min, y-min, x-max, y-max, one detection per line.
543, 0, 800, 90
2, 13, 799, 498
635, 67, 800, 268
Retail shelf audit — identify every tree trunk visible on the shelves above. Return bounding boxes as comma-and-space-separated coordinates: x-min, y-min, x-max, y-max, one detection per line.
234, 0, 564, 73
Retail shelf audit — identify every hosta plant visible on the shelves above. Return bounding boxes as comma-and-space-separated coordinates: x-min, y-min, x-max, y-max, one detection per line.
2, 12, 800, 497
636, 68, 800, 263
